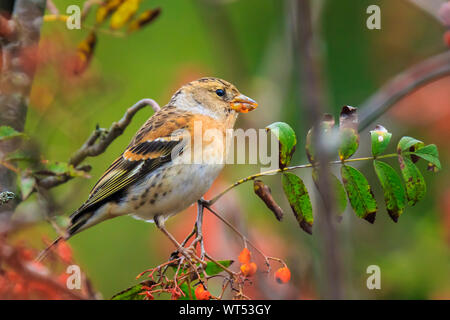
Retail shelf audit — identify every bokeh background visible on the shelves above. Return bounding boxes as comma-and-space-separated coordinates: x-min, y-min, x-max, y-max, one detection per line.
8, 0, 450, 299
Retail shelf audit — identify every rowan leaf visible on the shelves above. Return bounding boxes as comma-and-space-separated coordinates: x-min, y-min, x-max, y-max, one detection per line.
370, 125, 392, 157
373, 160, 406, 222
0, 126, 26, 141
338, 106, 359, 160
110, 0, 141, 30
127, 8, 161, 33
397, 136, 424, 153
281, 172, 313, 234
305, 114, 335, 165
312, 168, 347, 220
266, 122, 297, 169
74, 32, 97, 75
96, 0, 124, 24
254, 180, 283, 221
204, 260, 233, 276
341, 165, 377, 223
111, 281, 152, 300
398, 155, 426, 206
178, 283, 196, 300
411, 144, 441, 172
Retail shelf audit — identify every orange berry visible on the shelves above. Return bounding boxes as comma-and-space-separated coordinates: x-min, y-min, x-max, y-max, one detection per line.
275, 267, 291, 284
195, 284, 211, 300
238, 247, 251, 264
240, 262, 257, 277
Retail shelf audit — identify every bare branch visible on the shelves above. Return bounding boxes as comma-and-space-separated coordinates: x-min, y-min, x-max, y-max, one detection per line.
359, 51, 450, 131
37, 99, 160, 189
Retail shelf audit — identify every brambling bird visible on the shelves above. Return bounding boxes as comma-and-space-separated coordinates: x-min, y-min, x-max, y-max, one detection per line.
37, 77, 257, 260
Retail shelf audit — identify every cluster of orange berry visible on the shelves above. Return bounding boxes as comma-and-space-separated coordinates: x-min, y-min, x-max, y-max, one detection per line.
238, 248, 291, 284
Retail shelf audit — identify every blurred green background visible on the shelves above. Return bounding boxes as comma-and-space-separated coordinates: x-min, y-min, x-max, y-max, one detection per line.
15, 0, 450, 299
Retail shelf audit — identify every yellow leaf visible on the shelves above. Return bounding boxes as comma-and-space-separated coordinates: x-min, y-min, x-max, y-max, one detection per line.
110, 0, 141, 30
127, 8, 161, 33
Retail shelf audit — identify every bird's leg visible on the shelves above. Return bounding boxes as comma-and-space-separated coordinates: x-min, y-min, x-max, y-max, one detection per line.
191, 199, 206, 260
168, 225, 197, 260
155, 216, 192, 260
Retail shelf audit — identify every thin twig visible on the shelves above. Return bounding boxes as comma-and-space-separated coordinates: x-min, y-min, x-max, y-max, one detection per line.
37, 98, 160, 189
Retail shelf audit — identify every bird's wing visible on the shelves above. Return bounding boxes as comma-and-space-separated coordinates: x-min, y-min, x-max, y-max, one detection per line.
71, 108, 193, 219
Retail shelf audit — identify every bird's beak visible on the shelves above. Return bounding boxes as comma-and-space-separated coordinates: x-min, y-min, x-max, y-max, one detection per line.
230, 94, 258, 113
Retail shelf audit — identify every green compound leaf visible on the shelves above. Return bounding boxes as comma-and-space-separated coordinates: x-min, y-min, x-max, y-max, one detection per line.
0, 126, 26, 141
341, 165, 377, 223
111, 281, 153, 300
312, 168, 347, 220
370, 125, 392, 157
411, 144, 441, 172
306, 114, 335, 165
373, 160, 406, 222
282, 172, 313, 234
266, 122, 297, 169
338, 106, 359, 160
397, 136, 424, 153
398, 155, 426, 206
204, 260, 233, 277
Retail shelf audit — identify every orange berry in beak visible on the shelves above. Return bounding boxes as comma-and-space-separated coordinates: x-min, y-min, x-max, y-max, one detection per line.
230, 94, 258, 113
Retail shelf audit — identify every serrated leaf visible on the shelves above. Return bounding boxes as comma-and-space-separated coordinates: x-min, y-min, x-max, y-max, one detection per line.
312, 168, 347, 220
110, 0, 141, 30
398, 155, 426, 206
338, 106, 359, 160
341, 165, 377, 223
205, 260, 233, 276
111, 280, 153, 300
373, 160, 406, 222
370, 125, 392, 157
306, 114, 335, 165
411, 144, 441, 171
281, 172, 313, 234
253, 180, 283, 221
0, 126, 26, 141
266, 122, 297, 169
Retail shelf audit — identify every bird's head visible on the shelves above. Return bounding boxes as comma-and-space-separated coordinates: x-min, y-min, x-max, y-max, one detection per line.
169, 77, 258, 119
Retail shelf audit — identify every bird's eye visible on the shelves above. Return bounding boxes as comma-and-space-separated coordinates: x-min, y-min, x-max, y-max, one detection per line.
215, 89, 225, 97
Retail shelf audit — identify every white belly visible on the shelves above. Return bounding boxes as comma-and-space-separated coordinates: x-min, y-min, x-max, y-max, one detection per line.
115, 162, 223, 223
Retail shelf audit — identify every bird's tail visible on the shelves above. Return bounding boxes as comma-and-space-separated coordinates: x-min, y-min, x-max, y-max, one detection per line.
35, 209, 96, 263
35, 236, 64, 263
